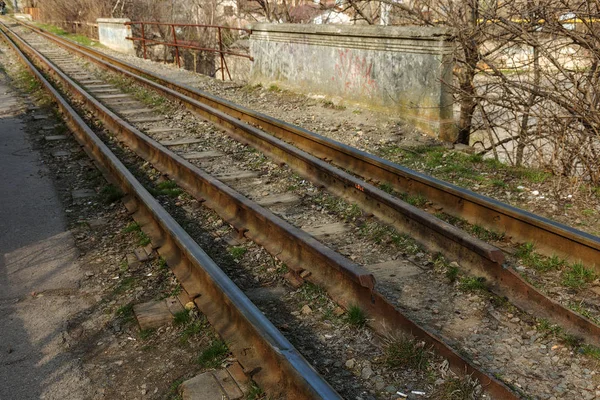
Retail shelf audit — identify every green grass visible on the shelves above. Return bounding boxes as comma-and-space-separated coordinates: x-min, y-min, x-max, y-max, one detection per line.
579, 344, 600, 360
446, 264, 459, 282
124, 222, 141, 233
346, 305, 367, 327
150, 180, 182, 197
400, 193, 427, 207
16, 70, 41, 93
459, 276, 486, 292
515, 243, 566, 272
470, 224, 505, 241
197, 340, 229, 369
139, 328, 155, 340
36, 23, 98, 47
116, 303, 135, 323
515, 168, 551, 183
268, 84, 281, 92
562, 262, 596, 289
491, 179, 507, 188
246, 381, 264, 400
100, 184, 123, 204
379, 182, 394, 194
229, 246, 247, 260
138, 231, 151, 246
173, 310, 191, 326
431, 376, 479, 400
315, 195, 362, 221
179, 316, 209, 344
167, 378, 185, 400
568, 302, 600, 324
383, 335, 430, 371
113, 276, 136, 294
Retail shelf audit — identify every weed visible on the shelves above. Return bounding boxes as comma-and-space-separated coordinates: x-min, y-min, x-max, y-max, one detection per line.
536, 318, 562, 335
124, 222, 141, 233
579, 344, 600, 360
230, 246, 247, 260
467, 153, 483, 163
268, 84, 281, 92
562, 262, 596, 289
119, 259, 128, 272
582, 209, 596, 216
516, 168, 551, 183
197, 340, 229, 369
561, 333, 582, 348
431, 375, 480, 400
568, 302, 600, 324
150, 180, 182, 197
100, 184, 123, 204
379, 182, 394, 194
470, 224, 505, 241
491, 179, 507, 188
116, 303, 135, 323
158, 257, 168, 269
403, 193, 427, 207
138, 231, 151, 246
16, 70, 41, 93
114, 276, 136, 294
173, 310, 191, 326
180, 316, 209, 343
167, 378, 184, 400
459, 276, 486, 292
139, 328, 155, 340
246, 381, 264, 400
346, 305, 367, 327
383, 335, 430, 370
446, 265, 459, 282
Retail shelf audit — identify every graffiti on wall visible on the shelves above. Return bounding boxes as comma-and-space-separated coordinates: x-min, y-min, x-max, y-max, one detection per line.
333, 49, 378, 99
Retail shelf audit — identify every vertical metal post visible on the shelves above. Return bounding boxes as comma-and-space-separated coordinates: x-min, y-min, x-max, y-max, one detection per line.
217, 27, 224, 80
140, 23, 147, 60
171, 24, 181, 68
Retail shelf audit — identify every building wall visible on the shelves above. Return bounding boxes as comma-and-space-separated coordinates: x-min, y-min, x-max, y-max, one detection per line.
250, 23, 456, 141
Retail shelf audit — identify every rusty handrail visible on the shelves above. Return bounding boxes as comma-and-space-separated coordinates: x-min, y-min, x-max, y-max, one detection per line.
124, 21, 252, 80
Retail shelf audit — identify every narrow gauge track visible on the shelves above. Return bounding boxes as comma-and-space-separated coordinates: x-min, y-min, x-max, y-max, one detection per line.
0, 20, 521, 399
11, 20, 600, 349
0, 23, 344, 400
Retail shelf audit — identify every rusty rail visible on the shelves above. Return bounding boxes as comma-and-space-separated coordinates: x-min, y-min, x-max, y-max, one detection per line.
0, 21, 340, 400
124, 21, 252, 80
1, 21, 521, 398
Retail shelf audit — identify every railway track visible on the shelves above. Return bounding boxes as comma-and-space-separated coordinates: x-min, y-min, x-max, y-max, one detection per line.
11, 19, 600, 348
2, 19, 600, 399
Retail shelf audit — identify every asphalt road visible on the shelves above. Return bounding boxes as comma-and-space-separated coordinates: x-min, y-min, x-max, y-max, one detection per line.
0, 79, 90, 399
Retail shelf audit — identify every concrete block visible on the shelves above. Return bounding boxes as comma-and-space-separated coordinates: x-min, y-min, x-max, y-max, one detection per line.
250, 23, 456, 141
97, 18, 135, 55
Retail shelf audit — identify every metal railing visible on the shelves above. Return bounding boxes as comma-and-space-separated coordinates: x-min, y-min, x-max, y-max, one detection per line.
124, 21, 252, 80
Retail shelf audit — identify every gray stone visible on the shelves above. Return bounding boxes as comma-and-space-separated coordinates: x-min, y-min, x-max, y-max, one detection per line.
385, 385, 397, 393
345, 359, 356, 369
71, 189, 96, 200
44, 135, 68, 141
361, 366, 374, 380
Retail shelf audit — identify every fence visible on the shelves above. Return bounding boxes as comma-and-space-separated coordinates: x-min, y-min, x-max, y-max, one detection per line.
124, 21, 252, 80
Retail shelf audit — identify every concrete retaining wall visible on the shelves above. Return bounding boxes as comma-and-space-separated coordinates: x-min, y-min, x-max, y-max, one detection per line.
97, 18, 135, 55
250, 24, 456, 141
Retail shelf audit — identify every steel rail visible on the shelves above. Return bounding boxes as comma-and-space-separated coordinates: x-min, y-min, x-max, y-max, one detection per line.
0, 23, 341, 400
17, 21, 600, 348
0, 22, 520, 399
19, 21, 600, 273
